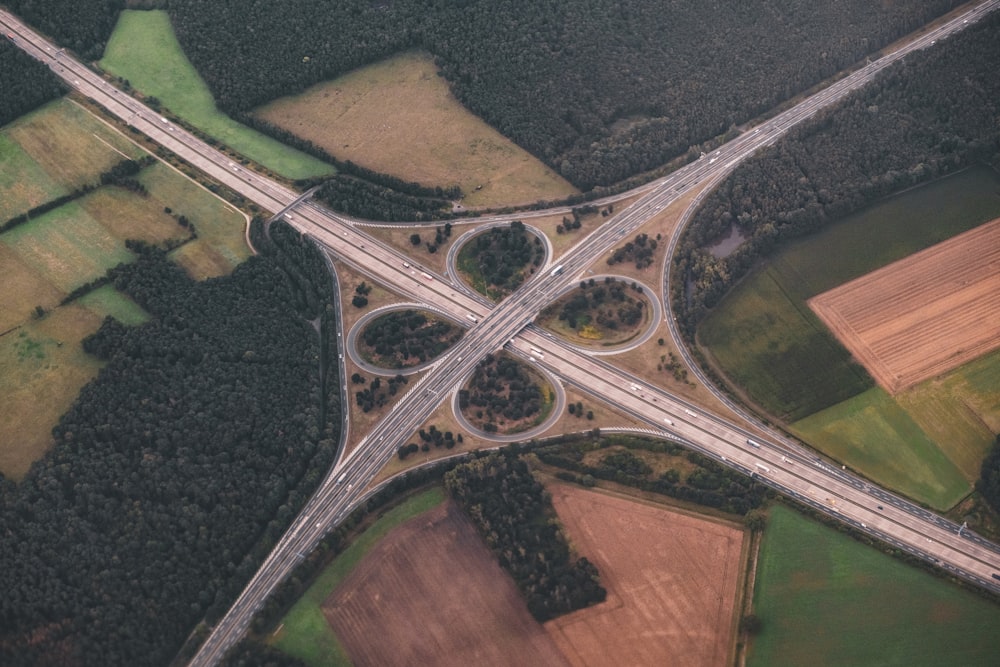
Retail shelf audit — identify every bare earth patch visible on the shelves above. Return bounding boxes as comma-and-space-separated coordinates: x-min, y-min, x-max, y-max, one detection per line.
809, 217, 1000, 394
323, 501, 569, 667
544, 485, 745, 667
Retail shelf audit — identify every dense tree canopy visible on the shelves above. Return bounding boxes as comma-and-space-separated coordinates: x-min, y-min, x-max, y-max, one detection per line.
360, 309, 463, 367
168, 0, 960, 189
0, 39, 66, 126
445, 452, 606, 621
5, 0, 123, 60
674, 13, 1000, 331
0, 237, 340, 665
977, 436, 1000, 516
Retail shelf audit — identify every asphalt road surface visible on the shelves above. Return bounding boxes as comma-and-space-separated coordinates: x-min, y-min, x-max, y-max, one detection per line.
3, 4, 999, 665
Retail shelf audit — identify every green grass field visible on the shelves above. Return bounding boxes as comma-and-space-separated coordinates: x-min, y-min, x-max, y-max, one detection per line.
137, 162, 251, 278
100, 11, 333, 181
699, 167, 1000, 508
0, 306, 105, 480
790, 388, 970, 510
7, 100, 145, 190
699, 267, 872, 421
271, 487, 446, 667
750, 505, 1000, 666
0, 133, 66, 221
896, 349, 1000, 483
700, 167, 1000, 420
76, 284, 149, 326
1, 202, 135, 293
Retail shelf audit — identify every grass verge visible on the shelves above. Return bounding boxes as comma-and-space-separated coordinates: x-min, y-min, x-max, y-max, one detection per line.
270, 487, 446, 667
100, 10, 333, 181
749, 505, 1000, 666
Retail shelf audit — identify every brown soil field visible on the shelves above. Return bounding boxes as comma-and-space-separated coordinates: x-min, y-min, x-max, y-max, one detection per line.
254, 50, 576, 208
544, 485, 745, 667
323, 500, 570, 667
809, 217, 1000, 394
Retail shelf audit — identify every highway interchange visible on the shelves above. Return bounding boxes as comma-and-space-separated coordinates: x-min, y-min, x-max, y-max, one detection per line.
3, 3, 1000, 664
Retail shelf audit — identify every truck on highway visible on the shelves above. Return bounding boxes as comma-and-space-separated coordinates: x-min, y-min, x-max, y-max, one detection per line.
663, 418, 673, 426
467, 314, 478, 324
421, 272, 433, 281
336, 473, 347, 484
756, 463, 770, 473
550, 264, 564, 277
747, 438, 761, 449
529, 347, 544, 358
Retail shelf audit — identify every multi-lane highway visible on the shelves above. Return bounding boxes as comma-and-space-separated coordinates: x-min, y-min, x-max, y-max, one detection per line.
4, 3, 1000, 665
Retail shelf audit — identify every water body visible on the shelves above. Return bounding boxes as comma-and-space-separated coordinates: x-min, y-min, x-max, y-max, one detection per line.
706, 224, 747, 259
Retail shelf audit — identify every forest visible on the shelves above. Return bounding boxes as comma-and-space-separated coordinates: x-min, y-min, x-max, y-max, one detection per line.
461, 221, 544, 296
978, 436, 1000, 516
444, 452, 606, 621
0, 38, 65, 126
459, 353, 545, 431
167, 0, 960, 189
673, 13, 1000, 332
315, 175, 454, 222
536, 436, 768, 516
360, 309, 463, 368
4, 0, 122, 60
0, 231, 341, 666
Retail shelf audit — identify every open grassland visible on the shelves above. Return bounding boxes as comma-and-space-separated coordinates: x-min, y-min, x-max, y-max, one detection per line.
255, 50, 577, 208
322, 499, 568, 667
896, 349, 1000, 482
0, 134, 65, 220
699, 267, 872, 421
1, 203, 134, 294
750, 505, 1000, 667
545, 485, 744, 667
701, 167, 1000, 420
76, 285, 149, 326
100, 10, 332, 180
270, 487, 446, 667
810, 218, 1000, 394
0, 245, 64, 333
6, 100, 143, 191
790, 388, 970, 510
137, 162, 251, 278
0, 306, 104, 480
81, 185, 188, 247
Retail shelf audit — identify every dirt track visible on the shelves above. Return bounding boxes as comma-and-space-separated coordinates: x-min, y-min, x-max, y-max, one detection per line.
544, 485, 745, 667
809, 218, 1000, 394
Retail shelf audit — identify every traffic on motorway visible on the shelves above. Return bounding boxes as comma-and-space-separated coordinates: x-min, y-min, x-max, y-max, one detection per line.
4, 3, 1000, 665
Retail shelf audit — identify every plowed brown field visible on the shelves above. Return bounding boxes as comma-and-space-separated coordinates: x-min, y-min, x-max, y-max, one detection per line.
809, 217, 1000, 394
322, 501, 569, 667
544, 485, 745, 667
